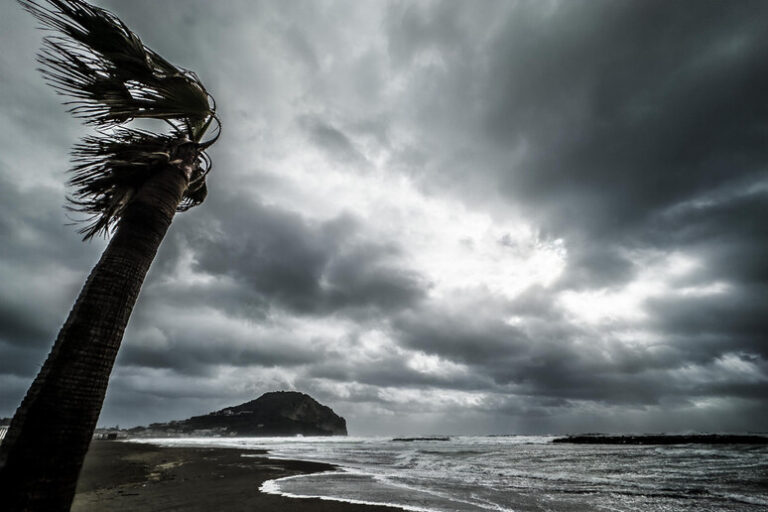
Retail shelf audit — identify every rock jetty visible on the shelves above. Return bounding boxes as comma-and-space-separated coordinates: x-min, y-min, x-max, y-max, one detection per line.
552, 434, 768, 445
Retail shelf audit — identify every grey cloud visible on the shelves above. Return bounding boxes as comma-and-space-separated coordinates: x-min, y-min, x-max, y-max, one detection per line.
0, 174, 101, 385
385, 0, 768, 290
396, 307, 530, 366
300, 116, 371, 169
118, 329, 320, 376
189, 193, 427, 315
392, 292, 767, 408
650, 185, 768, 285
479, 0, 768, 301
308, 355, 489, 392
0, 342, 48, 379
486, 1, 768, 225
323, 242, 429, 312
646, 286, 768, 356
3, 0, 767, 433
386, 1, 466, 66
192, 198, 332, 312
0, 173, 96, 269
0, 303, 51, 360
555, 243, 637, 290
399, 0, 768, 416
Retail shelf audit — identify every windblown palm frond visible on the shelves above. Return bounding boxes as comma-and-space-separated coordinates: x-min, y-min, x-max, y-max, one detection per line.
20, 0, 219, 239
20, 0, 215, 132
69, 128, 211, 238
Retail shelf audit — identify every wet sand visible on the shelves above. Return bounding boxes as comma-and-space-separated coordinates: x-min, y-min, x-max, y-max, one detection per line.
73, 440, 404, 512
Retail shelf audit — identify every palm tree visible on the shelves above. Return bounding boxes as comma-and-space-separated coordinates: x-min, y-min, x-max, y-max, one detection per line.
0, 1, 219, 509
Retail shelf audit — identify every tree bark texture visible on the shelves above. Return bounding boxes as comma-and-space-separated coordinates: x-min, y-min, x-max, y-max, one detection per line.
0, 159, 191, 511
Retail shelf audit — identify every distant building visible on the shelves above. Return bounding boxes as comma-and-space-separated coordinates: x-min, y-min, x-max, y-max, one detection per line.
0, 426, 8, 442
93, 430, 122, 440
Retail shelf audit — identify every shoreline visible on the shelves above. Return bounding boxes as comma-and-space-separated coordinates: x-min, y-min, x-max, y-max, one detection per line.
73, 440, 405, 512
552, 434, 768, 445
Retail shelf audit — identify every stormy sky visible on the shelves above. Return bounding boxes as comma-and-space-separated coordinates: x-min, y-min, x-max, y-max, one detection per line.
1, 0, 767, 435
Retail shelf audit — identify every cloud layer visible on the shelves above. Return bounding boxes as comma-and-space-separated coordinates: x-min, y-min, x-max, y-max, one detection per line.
1, 0, 766, 435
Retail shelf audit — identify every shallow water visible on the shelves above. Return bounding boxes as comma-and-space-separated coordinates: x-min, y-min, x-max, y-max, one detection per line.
139, 436, 768, 512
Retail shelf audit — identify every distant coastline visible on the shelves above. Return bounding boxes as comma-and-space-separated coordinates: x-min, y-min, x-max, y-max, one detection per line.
391, 436, 451, 442
552, 433, 768, 445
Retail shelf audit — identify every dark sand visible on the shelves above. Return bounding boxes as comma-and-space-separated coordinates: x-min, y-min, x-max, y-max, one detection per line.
73, 440, 403, 512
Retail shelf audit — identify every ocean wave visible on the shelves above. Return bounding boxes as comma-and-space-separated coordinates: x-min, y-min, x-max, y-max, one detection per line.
133, 436, 768, 512
260, 473, 438, 512
711, 492, 768, 506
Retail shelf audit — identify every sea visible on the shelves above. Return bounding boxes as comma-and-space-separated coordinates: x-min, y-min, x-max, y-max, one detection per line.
136, 436, 768, 512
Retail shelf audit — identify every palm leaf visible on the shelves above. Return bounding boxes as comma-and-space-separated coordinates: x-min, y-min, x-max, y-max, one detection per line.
69, 128, 212, 239
20, 0, 220, 239
20, 0, 214, 132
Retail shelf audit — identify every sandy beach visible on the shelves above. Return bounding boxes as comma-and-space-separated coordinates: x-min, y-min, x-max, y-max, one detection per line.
72, 441, 403, 512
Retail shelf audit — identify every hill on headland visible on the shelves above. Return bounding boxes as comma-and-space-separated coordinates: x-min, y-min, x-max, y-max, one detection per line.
128, 391, 347, 437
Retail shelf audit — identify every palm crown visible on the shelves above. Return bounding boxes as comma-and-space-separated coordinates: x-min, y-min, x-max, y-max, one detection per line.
21, 0, 219, 238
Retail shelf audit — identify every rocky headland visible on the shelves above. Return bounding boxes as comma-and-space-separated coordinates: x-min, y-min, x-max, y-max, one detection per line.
126, 391, 347, 437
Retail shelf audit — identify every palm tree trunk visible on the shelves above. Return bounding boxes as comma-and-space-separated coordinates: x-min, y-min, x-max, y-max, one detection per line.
0, 153, 193, 511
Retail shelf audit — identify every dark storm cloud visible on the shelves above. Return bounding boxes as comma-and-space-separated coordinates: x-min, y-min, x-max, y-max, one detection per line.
192, 198, 333, 312
2, 0, 766, 433
0, 174, 95, 269
308, 353, 489, 391
101, 191, 428, 382
0, 342, 47, 379
118, 327, 321, 376
484, 1, 768, 234
482, 0, 768, 300
300, 116, 371, 169
0, 304, 46, 345
393, 288, 767, 410
376, 0, 768, 421
384, 0, 768, 287
0, 174, 101, 382
188, 193, 428, 315
396, 307, 530, 366
323, 241, 429, 312
553, 243, 636, 290
650, 184, 768, 285
0, 5, 102, 403
646, 286, 768, 356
